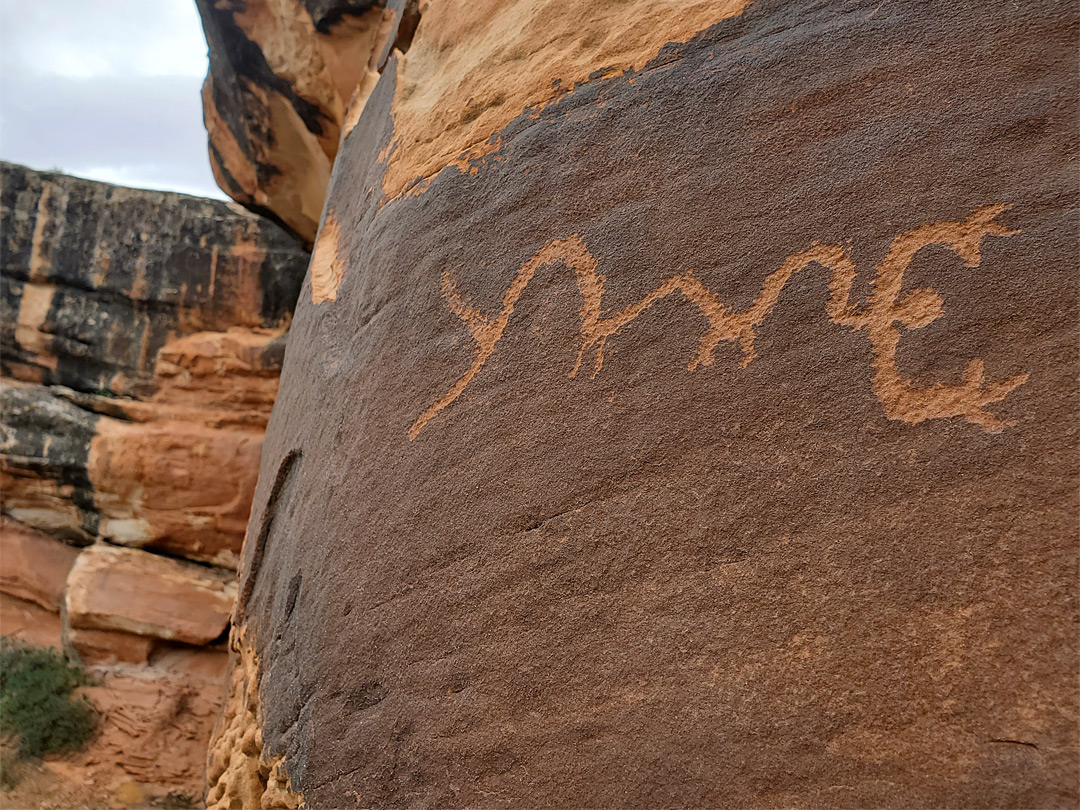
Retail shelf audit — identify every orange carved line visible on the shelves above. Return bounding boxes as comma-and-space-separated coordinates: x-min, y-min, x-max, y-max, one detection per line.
408, 204, 1027, 440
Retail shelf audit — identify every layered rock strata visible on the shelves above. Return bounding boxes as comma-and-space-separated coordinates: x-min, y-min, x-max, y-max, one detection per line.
208, 0, 1079, 807
0, 521, 232, 806
0, 163, 309, 805
1, 161, 309, 567
0, 515, 79, 611
65, 544, 235, 648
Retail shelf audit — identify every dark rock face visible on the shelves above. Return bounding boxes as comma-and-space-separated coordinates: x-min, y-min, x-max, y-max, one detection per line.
221, 0, 1077, 806
0, 162, 309, 564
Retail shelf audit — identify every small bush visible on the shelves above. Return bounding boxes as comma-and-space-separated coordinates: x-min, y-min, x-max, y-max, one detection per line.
0, 637, 96, 760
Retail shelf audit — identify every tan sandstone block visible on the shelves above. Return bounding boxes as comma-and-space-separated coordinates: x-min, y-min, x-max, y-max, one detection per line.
65, 626, 155, 667
0, 515, 80, 611
65, 544, 236, 645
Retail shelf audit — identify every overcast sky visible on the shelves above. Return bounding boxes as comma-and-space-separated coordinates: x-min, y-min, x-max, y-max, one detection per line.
0, 0, 226, 199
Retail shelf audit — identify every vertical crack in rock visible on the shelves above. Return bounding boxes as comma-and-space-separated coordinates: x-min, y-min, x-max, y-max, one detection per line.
238, 449, 302, 616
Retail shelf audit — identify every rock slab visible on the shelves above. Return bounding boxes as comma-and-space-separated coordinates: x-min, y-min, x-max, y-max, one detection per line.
0, 515, 79, 611
65, 544, 235, 646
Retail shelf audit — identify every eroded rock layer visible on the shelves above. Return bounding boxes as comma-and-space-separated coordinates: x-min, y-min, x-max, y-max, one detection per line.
1, 162, 309, 566
221, 0, 1077, 806
0, 519, 233, 807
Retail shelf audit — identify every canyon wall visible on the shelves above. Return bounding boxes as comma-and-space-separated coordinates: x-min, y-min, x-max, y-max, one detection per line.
1, 162, 308, 566
200, 0, 1079, 806
0, 162, 310, 805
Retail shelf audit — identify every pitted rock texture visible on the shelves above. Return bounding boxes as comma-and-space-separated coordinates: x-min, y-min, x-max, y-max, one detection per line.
0, 162, 309, 566
205, 634, 302, 810
219, 0, 1079, 807
381, 0, 749, 201
195, 0, 417, 245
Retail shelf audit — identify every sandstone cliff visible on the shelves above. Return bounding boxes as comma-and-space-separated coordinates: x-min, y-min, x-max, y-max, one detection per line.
0, 162, 310, 806
200, 0, 1079, 807
1, 162, 308, 567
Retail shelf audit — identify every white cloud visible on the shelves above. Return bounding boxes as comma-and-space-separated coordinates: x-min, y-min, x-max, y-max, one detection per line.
0, 0, 209, 79
0, 0, 225, 199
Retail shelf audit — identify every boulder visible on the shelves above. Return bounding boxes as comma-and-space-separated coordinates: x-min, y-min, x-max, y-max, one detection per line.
0, 515, 79, 611
209, 0, 1079, 807
0, 163, 309, 566
195, 0, 418, 244
65, 544, 235, 646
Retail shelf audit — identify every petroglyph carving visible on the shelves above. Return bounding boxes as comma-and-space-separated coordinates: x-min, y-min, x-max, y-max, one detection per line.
409, 205, 1027, 439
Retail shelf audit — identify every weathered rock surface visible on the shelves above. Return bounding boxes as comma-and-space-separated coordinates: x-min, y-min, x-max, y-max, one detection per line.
0, 516, 231, 807
213, 0, 1079, 807
0, 514, 79, 611
205, 632, 298, 810
1, 162, 309, 566
65, 544, 235, 646
63, 626, 156, 668
0, 592, 63, 650
74, 658, 228, 794
196, 0, 418, 245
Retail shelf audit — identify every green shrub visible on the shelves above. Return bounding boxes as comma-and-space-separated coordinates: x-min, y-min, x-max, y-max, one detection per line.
0, 637, 96, 760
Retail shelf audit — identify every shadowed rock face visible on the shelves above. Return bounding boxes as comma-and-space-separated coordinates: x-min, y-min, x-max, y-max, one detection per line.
0, 162, 309, 565
214, 0, 1077, 806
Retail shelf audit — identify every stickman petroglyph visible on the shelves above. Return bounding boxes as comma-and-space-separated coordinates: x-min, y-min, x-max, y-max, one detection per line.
407, 204, 1028, 439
